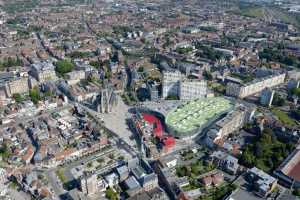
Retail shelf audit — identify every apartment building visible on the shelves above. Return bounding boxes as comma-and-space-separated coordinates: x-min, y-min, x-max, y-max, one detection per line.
226, 73, 285, 98
179, 79, 207, 100
247, 167, 277, 198
146, 80, 159, 101
162, 70, 182, 99
65, 70, 85, 85
162, 70, 208, 100
5, 77, 29, 97
206, 105, 255, 147
80, 174, 98, 195
30, 61, 57, 82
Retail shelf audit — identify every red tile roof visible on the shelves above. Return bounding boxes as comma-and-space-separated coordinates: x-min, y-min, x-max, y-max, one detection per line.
201, 176, 212, 186
212, 173, 224, 186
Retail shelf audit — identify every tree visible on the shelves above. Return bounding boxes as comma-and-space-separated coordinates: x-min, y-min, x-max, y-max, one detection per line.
254, 143, 263, 157
12, 93, 23, 103
44, 90, 53, 97
87, 162, 93, 168
97, 158, 104, 163
292, 108, 300, 120
259, 48, 300, 67
118, 156, 124, 160
294, 188, 300, 197
0, 57, 22, 68
108, 153, 115, 160
195, 44, 224, 61
0, 143, 10, 161
137, 66, 144, 73
55, 59, 74, 75
263, 128, 273, 137
239, 127, 294, 173
89, 60, 100, 68
176, 166, 191, 177
67, 51, 91, 59
291, 88, 300, 97
29, 88, 41, 104
203, 70, 213, 81
272, 93, 285, 106
176, 46, 193, 54
165, 95, 179, 100
240, 146, 255, 167
105, 187, 118, 200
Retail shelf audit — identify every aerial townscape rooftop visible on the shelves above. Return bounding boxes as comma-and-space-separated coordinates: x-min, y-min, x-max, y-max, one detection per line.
0, 0, 300, 200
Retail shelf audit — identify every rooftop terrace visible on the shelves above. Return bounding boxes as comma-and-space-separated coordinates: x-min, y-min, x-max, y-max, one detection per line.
165, 97, 233, 136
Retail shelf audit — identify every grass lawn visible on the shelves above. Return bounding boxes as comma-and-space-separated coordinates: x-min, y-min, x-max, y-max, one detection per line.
176, 160, 215, 178
240, 7, 265, 18
229, 7, 265, 18
209, 82, 226, 94
200, 183, 237, 200
182, 181, 202, 191
56, 168, 67, 183
230, 73, 254, 83
271, 108, 297, 127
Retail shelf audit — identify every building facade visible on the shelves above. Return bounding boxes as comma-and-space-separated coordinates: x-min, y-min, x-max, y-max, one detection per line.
206, 105, 255, 147
162, 70, 208, 100
5, 77, 29, 97
146, 80, 159, 101
247, 167, 277, 198
30, 61, 57, 82
179, 80, 207, 100
260, 88, 274, 107
80, 174, 98, 195
66, 70, 85, 85
97, 87, 118, 113
162, 70, 182, 99
226, 73, 285, 98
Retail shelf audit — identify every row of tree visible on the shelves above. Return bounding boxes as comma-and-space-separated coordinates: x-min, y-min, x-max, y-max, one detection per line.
0, 57, 23, 69
259, 48, 300, 68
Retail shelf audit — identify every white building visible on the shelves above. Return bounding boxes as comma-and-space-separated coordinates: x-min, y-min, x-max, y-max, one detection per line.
180, 80, 207, 100
206, 105, 255, 147
162, 70, 182, 99
5, 77, 29, 97
81, 174, 98, 195
105, 173, 119, 187
226, 73, 285, 98
65, 70, 85, 85
30, 61, 57, 83
162, 70, 208, 100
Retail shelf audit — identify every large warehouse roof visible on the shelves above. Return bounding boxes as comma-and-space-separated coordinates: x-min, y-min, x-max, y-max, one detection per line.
165, 97, 233, 136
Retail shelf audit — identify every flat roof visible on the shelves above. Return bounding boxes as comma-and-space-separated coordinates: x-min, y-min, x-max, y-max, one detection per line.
288, 161, 300, 181
165, 97, 233, 134
229, 188, 262, 200
280, 148, 300, 182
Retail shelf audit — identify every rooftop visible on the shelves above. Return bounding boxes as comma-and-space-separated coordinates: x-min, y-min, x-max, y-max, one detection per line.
227, 188, 262, 200
278, 146, 300, 182
165, 97, 233, 135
